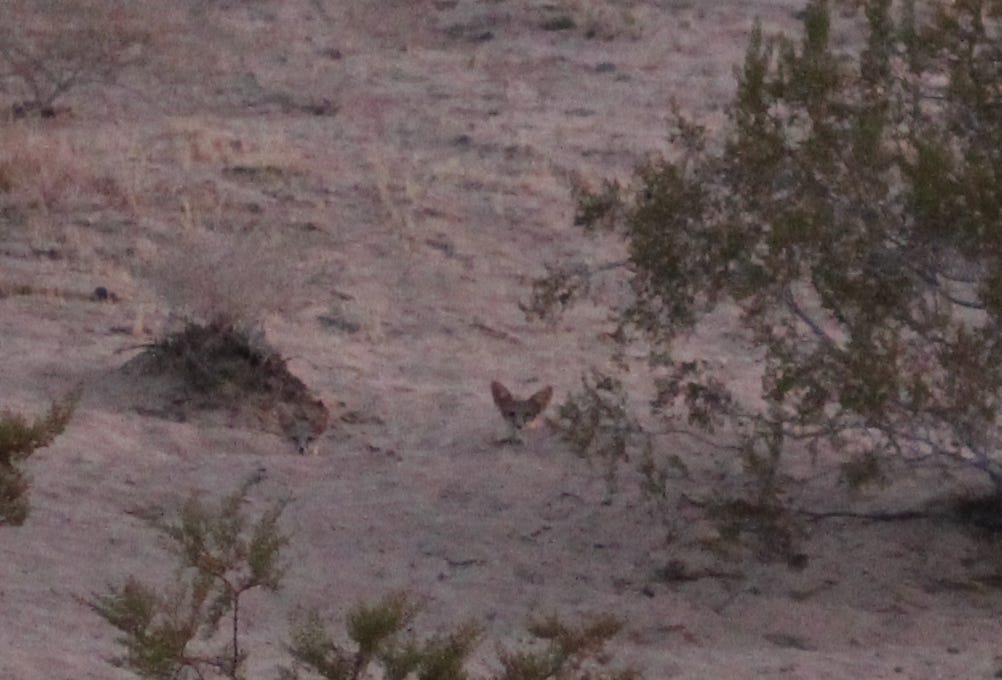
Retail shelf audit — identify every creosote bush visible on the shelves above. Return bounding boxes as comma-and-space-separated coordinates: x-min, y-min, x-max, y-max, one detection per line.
551, 371, 656, 493
0, 389, 77, 526
543, 0, 1002, 516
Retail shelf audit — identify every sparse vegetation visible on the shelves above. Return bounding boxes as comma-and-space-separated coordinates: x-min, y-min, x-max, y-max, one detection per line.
0, 389, 77, 526
0, 0, 149, 116
140, 225, 316, 421
134, 317, 329, 450
0, 124, 132, 214
541, 0, 1002, 523
520, 263, 597, 325
17, 0, 1002, 674
540, 1, 642, 40
285, 594, 639, 680
494, 614, 639, 680
146, 320, 280, 397
540, 15, 577, 33
87, 479, 289, 679
148, 230, 297, 333
282, 593, 480, 680
552, 371, 652, 491
90, 486, 640, 680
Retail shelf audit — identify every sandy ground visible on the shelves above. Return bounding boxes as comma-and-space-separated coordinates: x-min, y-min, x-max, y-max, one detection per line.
3, 1, 1002, 678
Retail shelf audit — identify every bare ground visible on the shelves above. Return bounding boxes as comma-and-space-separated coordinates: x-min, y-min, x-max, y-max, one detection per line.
3, 1, 1002, 678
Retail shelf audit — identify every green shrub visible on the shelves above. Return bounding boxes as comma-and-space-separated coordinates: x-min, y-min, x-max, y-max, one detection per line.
89, 486, 640, 679
0, 389, 77, 526
550, 371, 655, 494
495, 615, 638, 680
87, 479, 289, 679
284, 598, 636, 680
284, 593, 479, 680
549, 0, 1002, 508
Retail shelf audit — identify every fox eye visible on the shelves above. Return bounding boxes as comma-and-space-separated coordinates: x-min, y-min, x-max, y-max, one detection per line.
506, 411, 516, 418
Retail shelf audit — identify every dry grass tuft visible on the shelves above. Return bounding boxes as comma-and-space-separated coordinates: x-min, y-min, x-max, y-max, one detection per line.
0, 123, 148, 218
543, 0, 643, 40
0, 126, 115, 212
147, 228, 299, 330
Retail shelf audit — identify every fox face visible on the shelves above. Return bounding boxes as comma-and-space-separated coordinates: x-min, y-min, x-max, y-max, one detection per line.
491, 381, 553, 430
276, 399, 329, 455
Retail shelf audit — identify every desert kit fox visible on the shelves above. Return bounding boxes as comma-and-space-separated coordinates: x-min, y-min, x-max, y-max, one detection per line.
491, 381, 553, 439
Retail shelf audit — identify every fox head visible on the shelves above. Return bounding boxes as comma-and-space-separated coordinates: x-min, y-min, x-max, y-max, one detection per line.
491, 381, 553, 429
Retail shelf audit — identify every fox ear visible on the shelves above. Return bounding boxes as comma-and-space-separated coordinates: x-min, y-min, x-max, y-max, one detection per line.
491, 381, 512, 405
530, 385, 553, 410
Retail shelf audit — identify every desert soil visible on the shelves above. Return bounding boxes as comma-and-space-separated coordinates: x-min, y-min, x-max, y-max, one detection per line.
3, 1, 1002, 678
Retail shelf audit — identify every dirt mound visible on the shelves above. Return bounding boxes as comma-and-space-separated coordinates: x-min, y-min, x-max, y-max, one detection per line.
110, 322, 328, 447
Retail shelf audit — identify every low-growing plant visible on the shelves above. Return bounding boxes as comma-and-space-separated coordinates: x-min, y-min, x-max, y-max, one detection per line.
87, 479, 289, 679
146, 319, 277, 396
495, 614, 639, 680
284, 596, 637, 680
89, 487, 641, 680
0, 388, 77, 526
282, 592, 479, 680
